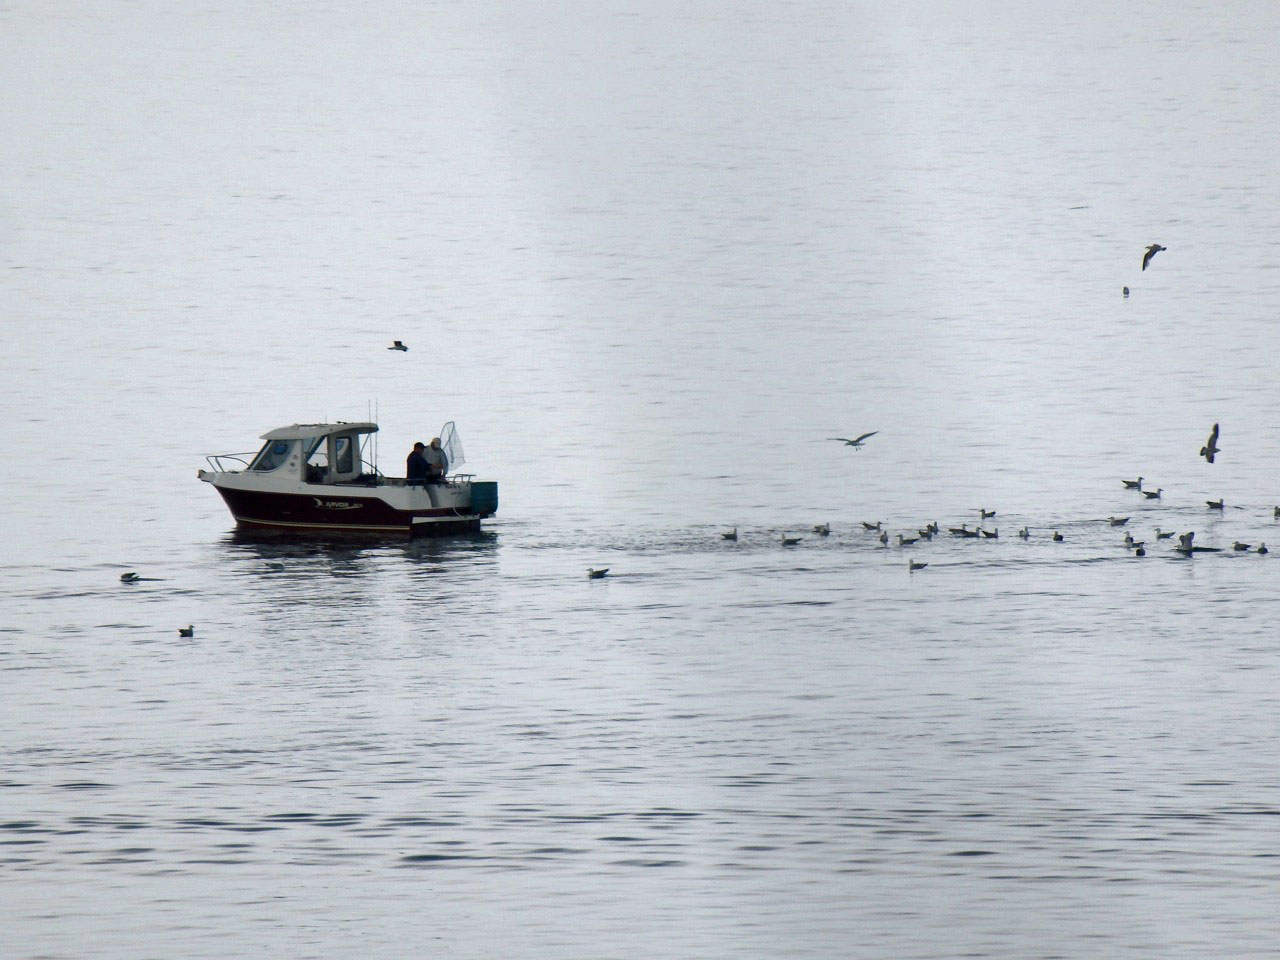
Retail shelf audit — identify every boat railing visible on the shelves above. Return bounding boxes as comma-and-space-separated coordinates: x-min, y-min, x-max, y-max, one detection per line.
382, 473, 476, 488
206, 453, 254, 473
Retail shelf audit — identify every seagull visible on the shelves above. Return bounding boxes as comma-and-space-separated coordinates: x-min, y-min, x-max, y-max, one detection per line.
1135, 546, 1146, 556
1123, 286, 1130, 298
979, 508, 995, 519
1122, 477, 1143, 490
1259, 544, 1269, 555
1233, 541, 1252, 551
264, 561, 285, 572
1052, 531, 1064, 541
829, 431, 878, 449
1128, 541, 1145, 551
1206, 499, 1224, 510
388, 340, 409, 351
1141, 243, 1166, 271
949, 524, 970, 535
862, 521, 882, 531
781, 534, 803, 546
909, 559, 928, 571
1274, 507, 1279, 518
897, 534, 918, 546
120, 572, 140, 583
721, 527, 738, 541
587, 567, 609, 579
982, 528, 998, 539
1142, 488, 1162, 500
813, 523, 831, 536
879, 531, 889, 544
178, 625, 194, 637
1155, 528, 1175, 540
1109, 517, 1129, 526
1179, 532, 1195, 549
1018, 527, 1030, 539
1123, 533, 1134, 546
1201, 423, 1220, 463
959, 528, 981, 539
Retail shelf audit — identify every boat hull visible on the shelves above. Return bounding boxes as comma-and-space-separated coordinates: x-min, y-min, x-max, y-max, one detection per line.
202, 475, 497, 537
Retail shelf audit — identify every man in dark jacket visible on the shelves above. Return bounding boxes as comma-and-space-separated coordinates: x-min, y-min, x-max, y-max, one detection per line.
406, 442, 430, 485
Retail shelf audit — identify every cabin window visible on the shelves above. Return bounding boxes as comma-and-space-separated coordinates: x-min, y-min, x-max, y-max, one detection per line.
334, 436, 354, 474
250, 439, 297, 472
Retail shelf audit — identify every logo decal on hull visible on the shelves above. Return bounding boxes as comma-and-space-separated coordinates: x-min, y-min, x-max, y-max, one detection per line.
313, 498, 364, 510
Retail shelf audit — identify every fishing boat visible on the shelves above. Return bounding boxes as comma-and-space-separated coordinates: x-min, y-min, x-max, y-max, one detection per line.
197, 421, 498, 536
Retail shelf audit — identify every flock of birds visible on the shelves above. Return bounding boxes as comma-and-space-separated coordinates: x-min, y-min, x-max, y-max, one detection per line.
697, 417, 1273, 574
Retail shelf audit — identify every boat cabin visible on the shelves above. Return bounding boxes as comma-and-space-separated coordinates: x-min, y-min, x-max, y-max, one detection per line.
247, 422, 377, 485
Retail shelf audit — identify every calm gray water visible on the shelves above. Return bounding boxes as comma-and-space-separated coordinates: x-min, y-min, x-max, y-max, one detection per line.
5, 1, 1280, 956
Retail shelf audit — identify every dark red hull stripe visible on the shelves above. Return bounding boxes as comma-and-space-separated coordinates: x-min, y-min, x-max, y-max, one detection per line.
214, 486, 489, 531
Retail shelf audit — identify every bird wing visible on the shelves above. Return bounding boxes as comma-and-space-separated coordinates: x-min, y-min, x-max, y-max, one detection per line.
1209, 423, 1219, 444
828, 438, 853, 443
851, 431, 879, 444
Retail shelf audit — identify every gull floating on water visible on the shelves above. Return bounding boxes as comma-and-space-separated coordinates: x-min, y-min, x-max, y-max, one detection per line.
813, 523, 830, 536
1155, 528, 1175, 540
1135, 546, 1146, 556
1018, 527, 1030, 539
721, 527, 738, 541
1259, 544, 1269, 555
1053, 531, 1064, 541
587, 567, 609, 579
1201, 423, 1220, 464
862, 521, 881, 531
878, 531, 889, 544
978, 508, 995, 519
1142, 488, 1162, 500
908, 559, 928, 572
781, 534, 803, 546
829, 431, 878, 449
1109, 517, 1129, 526
120, 572, 140, 583
1122, 476, 1143, 490
1142, 243, 1166, 271
178, 625, 194, 637
1123, 286, 1130, 298
388, 340, 409, 351
1233, 542, 1252, 551
898, 534, 918, 546
982, 528, 998, 539
1206, 499, 1224, 510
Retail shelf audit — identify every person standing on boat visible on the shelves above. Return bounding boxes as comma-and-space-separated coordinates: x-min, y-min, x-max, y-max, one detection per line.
406, 441, 430, 486
425, 437, 449, 482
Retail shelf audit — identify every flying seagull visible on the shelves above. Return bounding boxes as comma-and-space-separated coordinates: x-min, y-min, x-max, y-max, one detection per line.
388, 340, 409, 351
1200, 423, 1220, 463
829, 431, 878, 449
1141, 244, 1166, 271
